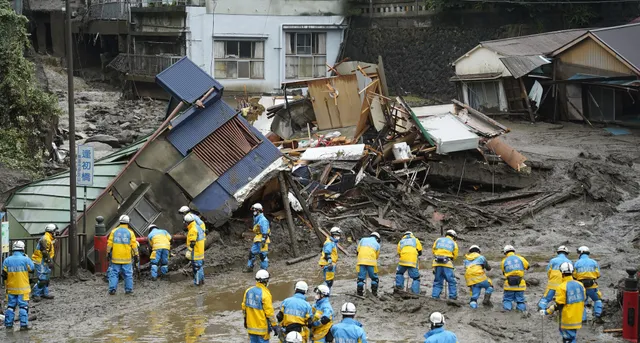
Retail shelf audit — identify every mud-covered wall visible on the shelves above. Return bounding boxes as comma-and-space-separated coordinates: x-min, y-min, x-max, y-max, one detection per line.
344, 7, 639, 102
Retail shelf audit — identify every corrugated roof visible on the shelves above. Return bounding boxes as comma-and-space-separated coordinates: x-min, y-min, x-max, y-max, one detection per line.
481, 29, 587, 56
568, 73, 640, 86
500, 55, 550, 79
155, 57, 223, 104
4, 138, 147, 236
591, 23, 640, 73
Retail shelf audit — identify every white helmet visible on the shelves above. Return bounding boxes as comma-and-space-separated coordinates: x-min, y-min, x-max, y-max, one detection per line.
371, 232, 381, 241
404, 231, 413, 236
446, 229, 457, 239
183, 213, 195, 223
330, 227, 342, 236
341, 302, 357, 316
119, 215, 130, 224
256, 269, 270, 283
557, 245, 569, 254
429, 312, 445, 327
315, 284, 331, 297
295, 281, 309, 294
285, 332, 303, 343
12, 240, 25, 251
503, 245, 515, 254
560, 261, 574, 274
577, 246, 590, 255
178, 206, 190, 214
44, 223, 58, 233
148, 224, 158, 230
251, 203, 263, 211
468, 245, 481, 253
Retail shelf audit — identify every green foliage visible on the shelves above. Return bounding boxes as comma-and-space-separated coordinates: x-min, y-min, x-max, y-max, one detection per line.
0, 0, 60, 174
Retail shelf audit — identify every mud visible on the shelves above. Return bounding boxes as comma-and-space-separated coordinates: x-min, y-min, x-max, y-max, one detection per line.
4, 120, 640, 342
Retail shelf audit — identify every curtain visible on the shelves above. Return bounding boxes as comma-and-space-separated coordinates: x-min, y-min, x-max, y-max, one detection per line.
299, 57, 313, 78
214, 41, 225, 58
253, 41, 264, 59
251, 61, 264, 79
285, 33, 293, 55
314, 56, 326, 78
285, 56, 298, 79
316, 33, 326, 55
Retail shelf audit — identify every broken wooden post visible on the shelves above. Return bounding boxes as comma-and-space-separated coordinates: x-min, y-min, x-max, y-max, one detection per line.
285, 252, 317, 265
519, 77, 535, 122
278, 171, 300, 257
284, 172, 325, 246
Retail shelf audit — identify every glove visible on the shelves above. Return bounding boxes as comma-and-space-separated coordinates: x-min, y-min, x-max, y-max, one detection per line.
320, 316, 330, 325
44, 257, 52, 264
107, 252, 112, 262
539, 310, 546, 316
48, 262, 55, 270
272, 325, 281, 335
190, 241, 196, 249
133, 255, 140, 264
243, 317, 247, 329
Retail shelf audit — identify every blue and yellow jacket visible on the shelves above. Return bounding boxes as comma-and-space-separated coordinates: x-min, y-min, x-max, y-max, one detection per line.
2, 251, 35, 299
356, 237, 380, 272
148, 227, 172, 251
32, 231, 55, 264
424, 327, 459, 343
311, 297, 334, 341
186, 221, 205, 261
107, 224, 139, 264
329, 317, 368, 343
280, 293, 313, 336
546, 276, 586, 330
242, 283, 278, 338
253, 213, 271, 253
545, 253, 571, 291
501, 252, 529, 291
432, 235, 458, 268
319, 237, 339, 267
573, 254, 600, 289
398, 233, 423, 269
464, 252, 491, 287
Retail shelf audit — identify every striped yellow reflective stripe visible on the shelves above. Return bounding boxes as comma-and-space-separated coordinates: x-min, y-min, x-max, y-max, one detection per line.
399, 259, 417, 267
112, 257, 132, 264
247, 326, 268, 334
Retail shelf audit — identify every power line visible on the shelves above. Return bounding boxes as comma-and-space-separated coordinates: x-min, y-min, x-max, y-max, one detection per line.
462, 0, 640, 3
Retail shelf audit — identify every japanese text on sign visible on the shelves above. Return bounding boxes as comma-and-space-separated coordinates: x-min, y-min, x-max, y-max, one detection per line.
77, 145, 94, 186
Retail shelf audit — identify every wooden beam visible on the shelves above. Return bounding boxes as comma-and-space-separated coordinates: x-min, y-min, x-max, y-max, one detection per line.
278, 172, 299, 257
519, 77, 535, 122
284, 173, 324, 246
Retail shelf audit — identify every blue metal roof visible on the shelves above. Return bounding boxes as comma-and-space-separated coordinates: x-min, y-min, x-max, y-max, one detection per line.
167, 99, 238, 156
155, 57, 223, 104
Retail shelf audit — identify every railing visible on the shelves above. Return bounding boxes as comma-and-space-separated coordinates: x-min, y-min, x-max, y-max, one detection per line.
89, 0, 130, 20
131, 0, 202, 8
1, 234, 87, 282
350, 1, 436, 17
108, 53, 183, 76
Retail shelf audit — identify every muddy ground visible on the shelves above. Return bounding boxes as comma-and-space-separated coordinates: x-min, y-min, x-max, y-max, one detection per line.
0, 120, 638, 342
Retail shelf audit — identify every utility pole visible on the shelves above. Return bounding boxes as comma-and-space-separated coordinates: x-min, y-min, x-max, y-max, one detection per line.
66, 0, 78, 276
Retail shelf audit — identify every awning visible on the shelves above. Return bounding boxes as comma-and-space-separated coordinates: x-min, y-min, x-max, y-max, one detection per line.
568, 73, 640, 86
450, 72, 502, 82
282, 24, 347, 30
500, 55, 550, 79
213, 34, 268, 40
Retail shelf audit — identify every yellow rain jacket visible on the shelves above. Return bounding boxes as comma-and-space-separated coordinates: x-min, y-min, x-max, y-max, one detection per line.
32, 231, 55, 264
545, 253, 571, 291
432, 235, 458, 268
501, 252, 529, 291
253, 213, 271, 253
319, 237, 339, 267
2, 251, 35, 299
464, 252, 491, 286
107, 224, 138, 264
573, 254, 601, 289
186, 221, 205, 261
242, 282, 278, 338
356, 236, 380, 273
398, 234, 423, 268
546, 276, 586, 330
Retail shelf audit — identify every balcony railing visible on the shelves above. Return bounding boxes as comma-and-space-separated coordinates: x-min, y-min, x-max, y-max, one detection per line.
108, 53, 183, 77
89, 0, 130, 20
131, 0, 204, 8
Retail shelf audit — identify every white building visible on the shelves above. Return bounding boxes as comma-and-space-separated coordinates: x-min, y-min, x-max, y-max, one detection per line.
187, 0, 347, 93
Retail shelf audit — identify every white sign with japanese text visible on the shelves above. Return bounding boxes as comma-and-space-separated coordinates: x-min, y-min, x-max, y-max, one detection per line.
1, 221, 8, 253
77, 145, 94, 187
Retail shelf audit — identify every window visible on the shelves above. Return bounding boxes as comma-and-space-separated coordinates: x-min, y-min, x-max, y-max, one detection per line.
214, 40, 264, 79
285, 32, 327, 79
467, 81, 501, 112
127, 196, 160, 236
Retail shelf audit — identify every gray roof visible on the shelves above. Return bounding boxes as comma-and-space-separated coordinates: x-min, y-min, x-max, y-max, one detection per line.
591, 23, 640, 72
481, 29, 587, 56
500, 55, 550, 79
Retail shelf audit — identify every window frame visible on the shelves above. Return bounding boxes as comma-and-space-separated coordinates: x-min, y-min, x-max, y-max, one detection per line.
285, 32, 327, 80
214, 40, 265, 80
126, 195, 161, 236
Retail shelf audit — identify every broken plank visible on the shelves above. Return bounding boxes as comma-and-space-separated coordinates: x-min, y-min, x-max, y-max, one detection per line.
278, 172, 300, 257
327, 213, 378, 220
285, 253, 317, 265
471, 191, 545, 205
319, 163, 333, 184
603, 328, 623, 333
286, 173, 325, 245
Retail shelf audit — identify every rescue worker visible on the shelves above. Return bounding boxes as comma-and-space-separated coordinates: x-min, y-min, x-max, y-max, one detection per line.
178, 206, 207, 233
319, 227, 341, 289
538, 245, 571, 310
464, 245, 493, 308
185, 214, 205, 286
326, 303, 368, 343
432, 229, 459, 300
242, 269, 281, 343
395, 231, 423, 294
31, 223, 57, 301
285, 332, 304, 343
147, 224, 172, 281
107, 215, 139, 295
277, 281, 313, 340
424, 312, 459, 343
541, 262, 586, 343
356, 232, 381, 296
2, 241, 35, 330
573, 246, 604, 324
246, 203, 270, 272
310, 284, 334, 343
501, 245, 530, 312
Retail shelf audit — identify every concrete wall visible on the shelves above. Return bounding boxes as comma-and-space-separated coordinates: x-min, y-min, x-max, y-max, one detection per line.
186, 7, 345, 93
454, 46, 512, 78
50, 12, 66, 57
212, 0, 344, 16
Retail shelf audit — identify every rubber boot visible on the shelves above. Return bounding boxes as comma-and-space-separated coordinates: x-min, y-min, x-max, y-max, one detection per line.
357, 285, 364, 296
371, 284, 378, 297
31, 296, 41, 303
109, 290, 116, 295
482, 292, 492, 306
20, 326, 31, 331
